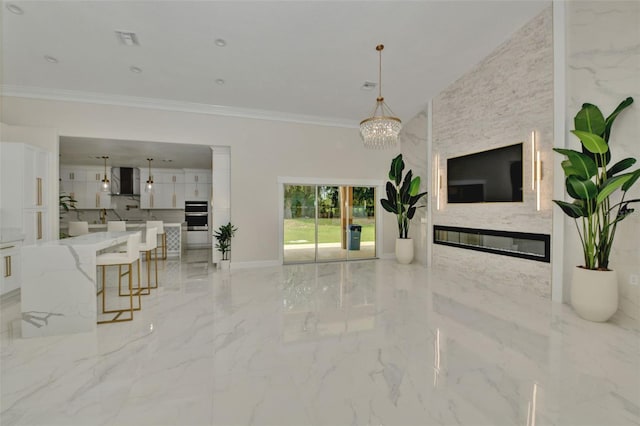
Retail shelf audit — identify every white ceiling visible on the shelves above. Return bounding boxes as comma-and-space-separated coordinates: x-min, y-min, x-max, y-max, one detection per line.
2, 0, 550, 165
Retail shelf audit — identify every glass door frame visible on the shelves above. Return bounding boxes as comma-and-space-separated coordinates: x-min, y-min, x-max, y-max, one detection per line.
278, 177, 384, 265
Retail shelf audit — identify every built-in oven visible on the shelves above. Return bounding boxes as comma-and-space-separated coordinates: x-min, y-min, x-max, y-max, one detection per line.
185, 201, 208, 231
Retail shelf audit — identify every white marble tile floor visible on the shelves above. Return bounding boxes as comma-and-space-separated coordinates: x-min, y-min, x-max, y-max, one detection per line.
1, 251, 639, 425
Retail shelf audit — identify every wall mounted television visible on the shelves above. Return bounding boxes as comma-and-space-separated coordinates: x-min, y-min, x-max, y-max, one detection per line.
447, 142, 523, 203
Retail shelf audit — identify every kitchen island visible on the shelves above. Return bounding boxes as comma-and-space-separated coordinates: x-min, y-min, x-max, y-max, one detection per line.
60, 222, 184, 258
21, 231, 136, 338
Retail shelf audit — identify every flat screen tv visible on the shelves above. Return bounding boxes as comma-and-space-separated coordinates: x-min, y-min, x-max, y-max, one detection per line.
447, 143, 523, 203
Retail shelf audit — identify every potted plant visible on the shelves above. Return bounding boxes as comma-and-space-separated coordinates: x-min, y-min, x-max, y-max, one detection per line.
554, 97, 640, 322
380, 154, 428, 264
59, 192, 77, 238
213, 222, 237, 270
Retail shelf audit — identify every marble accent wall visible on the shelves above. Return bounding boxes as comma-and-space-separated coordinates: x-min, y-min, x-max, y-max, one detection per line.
431, 6, 554, 298
399, 108, 428, 266
566, 1, 640, 321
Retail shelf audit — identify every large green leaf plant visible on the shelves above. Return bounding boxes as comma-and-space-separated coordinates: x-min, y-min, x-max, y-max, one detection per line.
381, 154, 428, 239
554, 97, 640, 271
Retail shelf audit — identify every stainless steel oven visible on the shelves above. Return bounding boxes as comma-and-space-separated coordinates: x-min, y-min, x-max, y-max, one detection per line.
185, 201, 208, 231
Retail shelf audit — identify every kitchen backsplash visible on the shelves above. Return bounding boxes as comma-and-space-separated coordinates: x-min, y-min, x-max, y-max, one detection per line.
60, 196, 187, 226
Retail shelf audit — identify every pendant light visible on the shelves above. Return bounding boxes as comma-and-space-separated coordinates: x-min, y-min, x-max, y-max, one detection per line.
101, 156, 110, 192
359, 44, 402, 149
146, 158, 154, 191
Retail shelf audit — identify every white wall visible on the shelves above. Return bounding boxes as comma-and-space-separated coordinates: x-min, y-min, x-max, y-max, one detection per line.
0, 97, 397, 263
565, 1, 640, 321
430, 6, 554, 298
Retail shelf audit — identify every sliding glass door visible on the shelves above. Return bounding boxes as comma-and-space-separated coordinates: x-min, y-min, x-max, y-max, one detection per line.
283, 184, 376, 264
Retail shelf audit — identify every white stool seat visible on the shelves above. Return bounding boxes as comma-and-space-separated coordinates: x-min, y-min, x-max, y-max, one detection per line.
96, 232, 141, 324
107, 221, 126, 232
68, 221, 89, 237
139, 227, 159, 290
146, 221, 167, 259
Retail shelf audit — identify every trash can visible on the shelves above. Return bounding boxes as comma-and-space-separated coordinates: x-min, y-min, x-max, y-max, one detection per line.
348, 224, 362, 250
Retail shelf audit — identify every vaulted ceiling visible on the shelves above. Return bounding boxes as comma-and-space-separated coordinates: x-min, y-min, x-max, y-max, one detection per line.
2, 0, 550, 127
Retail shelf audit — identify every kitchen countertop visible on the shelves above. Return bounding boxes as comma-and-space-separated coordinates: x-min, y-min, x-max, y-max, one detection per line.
60, 222, 185, 229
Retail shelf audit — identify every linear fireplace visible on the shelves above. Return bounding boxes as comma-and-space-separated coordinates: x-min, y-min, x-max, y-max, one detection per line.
433, 225, 550, 262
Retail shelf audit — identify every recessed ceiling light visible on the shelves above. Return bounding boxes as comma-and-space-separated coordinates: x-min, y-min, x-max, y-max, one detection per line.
115, 31, 140, 46
44, 55, 59, 64
214, 38, 227, 47
129, 66, 142, 73
215, 79, 225, 86
6, 3, 24, 15
162, 159, 173, 163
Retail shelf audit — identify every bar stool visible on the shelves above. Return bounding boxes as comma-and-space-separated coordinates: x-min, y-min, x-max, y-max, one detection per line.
139, 227, 159, 291
146, 221, 166, 259
107, 221, 126, 232
96, 232, 141, 324
68, 221, 89, 237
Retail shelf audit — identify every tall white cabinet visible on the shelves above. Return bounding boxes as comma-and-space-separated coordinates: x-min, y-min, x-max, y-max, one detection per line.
211, 147, 231, 262
1, 142, 53, 295
1, 142, 52, 245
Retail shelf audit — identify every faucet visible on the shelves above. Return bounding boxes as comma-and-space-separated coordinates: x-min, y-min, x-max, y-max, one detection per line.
99, 208, 107, 224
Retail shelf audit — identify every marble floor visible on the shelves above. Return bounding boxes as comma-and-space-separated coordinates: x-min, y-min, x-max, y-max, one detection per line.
1, 250, 639, 426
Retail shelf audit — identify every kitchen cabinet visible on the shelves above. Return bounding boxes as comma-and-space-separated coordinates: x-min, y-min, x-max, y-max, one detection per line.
0, 240, 22, 295
59, 165, 112, 209
140, 169, 185, 209
184, 169, 211, 202
1, 142, 52, 245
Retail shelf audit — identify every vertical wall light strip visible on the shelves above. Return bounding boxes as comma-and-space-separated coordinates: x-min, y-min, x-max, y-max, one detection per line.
536, 151, 541, 211
434, 154, 441, 211
531, 131, 536, 190
433, 328, 441, 387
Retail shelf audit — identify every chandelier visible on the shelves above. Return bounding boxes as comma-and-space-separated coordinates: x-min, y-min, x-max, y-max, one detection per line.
359, 44, 401, 149
101, 156, 110, 192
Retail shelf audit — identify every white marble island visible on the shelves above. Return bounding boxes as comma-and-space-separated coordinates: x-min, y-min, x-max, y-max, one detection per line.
21, 231, 136, 338
60, 222, 184, 257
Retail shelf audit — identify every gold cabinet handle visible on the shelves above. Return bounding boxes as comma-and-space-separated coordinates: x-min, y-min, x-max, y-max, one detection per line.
4, 256, 11, 278
37, 211, 43, 240
96, 193, 100, 208
172, 193, 176, 208
36, 177, 43, 206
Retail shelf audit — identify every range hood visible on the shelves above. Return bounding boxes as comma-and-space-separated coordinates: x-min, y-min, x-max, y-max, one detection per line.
111, 167, 140, 196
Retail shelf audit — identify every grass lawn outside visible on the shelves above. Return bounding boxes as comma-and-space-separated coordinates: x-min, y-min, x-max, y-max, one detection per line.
284, 218, 375, 244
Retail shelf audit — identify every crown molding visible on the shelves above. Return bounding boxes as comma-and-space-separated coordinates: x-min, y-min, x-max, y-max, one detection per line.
0, 85, 359, 129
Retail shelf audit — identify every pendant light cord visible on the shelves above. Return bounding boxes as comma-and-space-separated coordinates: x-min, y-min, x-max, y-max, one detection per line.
377, 44, 384, 101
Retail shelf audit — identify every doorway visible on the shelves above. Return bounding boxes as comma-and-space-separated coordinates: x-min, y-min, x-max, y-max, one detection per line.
283, 184, 377, 263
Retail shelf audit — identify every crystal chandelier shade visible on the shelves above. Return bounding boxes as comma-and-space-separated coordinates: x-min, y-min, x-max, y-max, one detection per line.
360, 44, 401, 149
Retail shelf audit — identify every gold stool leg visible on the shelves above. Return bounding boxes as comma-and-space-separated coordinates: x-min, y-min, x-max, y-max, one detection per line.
162, 233, 167, 260
97, 261, 136, 324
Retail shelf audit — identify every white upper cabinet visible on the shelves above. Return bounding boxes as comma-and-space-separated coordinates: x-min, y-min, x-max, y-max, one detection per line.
184, 169, 211, 202
59, 165, 112, 209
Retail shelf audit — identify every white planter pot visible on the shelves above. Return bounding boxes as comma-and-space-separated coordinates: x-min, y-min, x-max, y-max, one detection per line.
571, 267, 618, 322
395, 238, 414, 264
218, 260, 231, 270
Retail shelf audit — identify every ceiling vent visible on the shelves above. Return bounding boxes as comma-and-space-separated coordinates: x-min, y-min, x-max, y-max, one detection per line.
115, 31, 140, 46
361, 81, 376, 91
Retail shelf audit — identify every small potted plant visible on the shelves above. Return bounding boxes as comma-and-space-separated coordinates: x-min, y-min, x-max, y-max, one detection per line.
213, 222, 237, 270
59, 192, 77, 238
554, 97, 639, 322
380, 154, 428, 264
